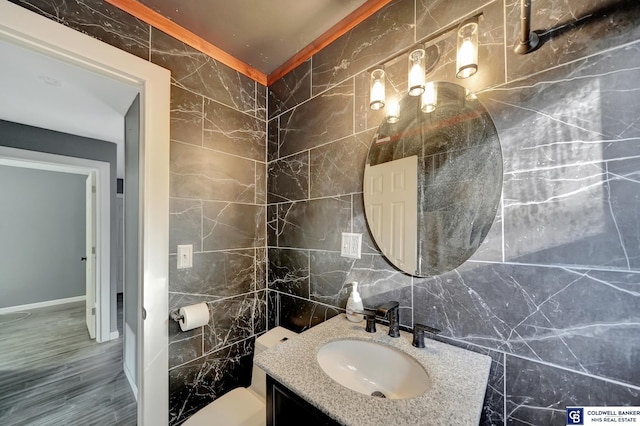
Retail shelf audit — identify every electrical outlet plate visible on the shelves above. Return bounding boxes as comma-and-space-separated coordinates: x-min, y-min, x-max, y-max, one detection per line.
341, 233, 362, 259
177, 244, 193, 269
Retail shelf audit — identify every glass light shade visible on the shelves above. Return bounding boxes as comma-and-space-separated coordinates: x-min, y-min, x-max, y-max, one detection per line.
456, 22, 478, 79
421, 82, 437, 113
369, 68, 386, 110
386, 99, 400, 123
408, 49, 426, 96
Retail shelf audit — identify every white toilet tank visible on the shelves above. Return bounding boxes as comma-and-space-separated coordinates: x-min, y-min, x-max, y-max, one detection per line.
182, 327, 298, 426
249, 326, 298, 400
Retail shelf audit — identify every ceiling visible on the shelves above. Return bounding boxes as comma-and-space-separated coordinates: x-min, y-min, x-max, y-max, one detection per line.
0, 39, 139, 177
137, 0, 369, 75
0, 0, 386, 179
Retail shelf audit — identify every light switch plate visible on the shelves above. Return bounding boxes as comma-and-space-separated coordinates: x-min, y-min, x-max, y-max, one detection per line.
340, 233, 362, 259
177, 244, 193, 269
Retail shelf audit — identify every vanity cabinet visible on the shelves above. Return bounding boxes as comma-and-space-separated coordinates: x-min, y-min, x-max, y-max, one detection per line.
266, 376, 341, 426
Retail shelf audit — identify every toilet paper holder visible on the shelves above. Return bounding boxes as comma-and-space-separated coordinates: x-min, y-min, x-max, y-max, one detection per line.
169, 310, 184, 323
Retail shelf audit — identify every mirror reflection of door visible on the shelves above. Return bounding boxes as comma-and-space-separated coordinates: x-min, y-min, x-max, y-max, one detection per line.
364, 155, 418, 275
363, 81, 503, 277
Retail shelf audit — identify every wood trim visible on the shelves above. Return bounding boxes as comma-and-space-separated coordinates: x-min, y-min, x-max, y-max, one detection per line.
266, 0, 394, 85
104, 0, 268, 85
106, 0, 393, 87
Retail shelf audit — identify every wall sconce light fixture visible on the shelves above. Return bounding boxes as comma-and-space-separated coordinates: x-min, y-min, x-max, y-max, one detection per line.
408, 48, 426, 96
456, 20, 479, 79
367, 12, 483, 115
386, 99, 400, 123
369, 68, 386, 110
421, 82, 437, 113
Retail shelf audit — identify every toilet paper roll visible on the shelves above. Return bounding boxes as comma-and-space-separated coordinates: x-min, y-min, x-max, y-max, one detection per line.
179, 303, 210, 331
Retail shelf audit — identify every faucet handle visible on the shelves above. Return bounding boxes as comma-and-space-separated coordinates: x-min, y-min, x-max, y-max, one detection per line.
412, 323, 441, 348
358, 309, 377, 333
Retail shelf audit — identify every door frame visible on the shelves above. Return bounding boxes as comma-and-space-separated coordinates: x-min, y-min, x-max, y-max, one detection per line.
0, 149, 111, 341
0, 2, 171, 425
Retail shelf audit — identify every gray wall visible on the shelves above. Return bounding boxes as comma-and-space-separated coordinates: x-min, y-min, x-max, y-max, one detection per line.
0, 165, 85, 307
0, 119, 119, 333
266, 0, 640, 425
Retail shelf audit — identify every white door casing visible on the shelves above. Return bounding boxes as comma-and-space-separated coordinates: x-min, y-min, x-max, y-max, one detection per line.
0, 3, 171, 425
85, 171, 97, 339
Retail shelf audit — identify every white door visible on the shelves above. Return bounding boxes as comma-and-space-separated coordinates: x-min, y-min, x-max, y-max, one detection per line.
85, 171, 96, 339
364, 156, 418, 274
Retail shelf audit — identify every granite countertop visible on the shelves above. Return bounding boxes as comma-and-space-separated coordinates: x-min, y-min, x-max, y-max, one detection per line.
255, 315, 491, 426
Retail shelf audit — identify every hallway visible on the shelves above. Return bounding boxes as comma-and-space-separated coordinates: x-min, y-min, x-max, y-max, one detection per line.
0, 299, 136, 425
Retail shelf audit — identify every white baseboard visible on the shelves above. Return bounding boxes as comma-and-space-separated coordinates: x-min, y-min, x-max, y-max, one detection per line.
0, 295, 86, 314
110, 330, 120, 339
124, 322, 138, 400
123, 361, 138, 401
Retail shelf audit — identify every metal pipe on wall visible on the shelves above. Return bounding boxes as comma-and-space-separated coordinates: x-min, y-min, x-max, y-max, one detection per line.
514, 0, 540, 54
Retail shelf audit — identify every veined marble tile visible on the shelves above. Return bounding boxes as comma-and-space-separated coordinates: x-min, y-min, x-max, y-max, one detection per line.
169, 198, 202, 254
169, 338, 253, 426
151, 28, 256, 114
267, 152, 309, 203
255, 161, 267, 204
505, 0, 640, 81
9, 0, 150, 60
277, 293, 341, 333
267, 118, 279, 162
169, 250, 255, 297
278, 80, 354, 158
268, 248, 310, 298
204, 294, 258, 353
202, 202, 265, 250
503, 160, 640, 269
170, 142, 255, 203
311, 0, 414, 95
255, 248, 267, 291
276, 196, 351, 251
170, 85, 203, 147
482, 41, 640, 174
467, 196, 503, 263
309, 131, 370, 198
254, 290, 267, 335
267, 290, 279, 330
203, 99, 266, 162
505, 355, 640, 425
267, 204, 278, 247
268, 59, 311, 120
414, 263, 640, 386
309, 250, 353, 308
256, 83, 267, 121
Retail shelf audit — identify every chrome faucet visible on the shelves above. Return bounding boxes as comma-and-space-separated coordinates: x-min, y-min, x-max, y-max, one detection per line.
361, 301, 401, 338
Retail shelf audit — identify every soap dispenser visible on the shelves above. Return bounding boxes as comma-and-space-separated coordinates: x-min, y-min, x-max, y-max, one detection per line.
346, 282, 364, 323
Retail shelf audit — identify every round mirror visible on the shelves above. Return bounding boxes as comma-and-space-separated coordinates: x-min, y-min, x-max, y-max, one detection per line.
363, 81, 502, 277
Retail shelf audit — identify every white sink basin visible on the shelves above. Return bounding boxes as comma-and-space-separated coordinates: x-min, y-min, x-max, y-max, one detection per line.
316, 339, 430, 399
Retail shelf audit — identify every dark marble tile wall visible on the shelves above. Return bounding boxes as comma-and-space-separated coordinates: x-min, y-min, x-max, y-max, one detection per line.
8, 1, 268, 425
159, 27, 267, 423
267, 0, 640, 424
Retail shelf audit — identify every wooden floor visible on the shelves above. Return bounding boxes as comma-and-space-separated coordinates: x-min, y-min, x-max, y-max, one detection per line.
0, 299, 137, 425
